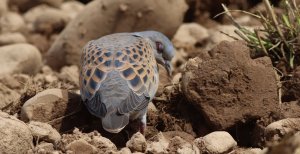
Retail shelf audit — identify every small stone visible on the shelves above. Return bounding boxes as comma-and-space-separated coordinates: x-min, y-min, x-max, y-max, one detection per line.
0, 43, 42, 77
0, 111, 33, 153
168, 136, 200, 154
265, 132, 300, 154
61, 129, 117, 153
147, 102, 158, 113
91, 135, 117, 153
35, 142, 54, 153
146, 132, 169, 154
9, 0, 63, 12
194, 131, 237, 154
0, 0, 8, 17
173, 23, 209, 50
0, 32, 27, 45
33, 8, 70, 34
172, 73, 182, 84
231, 148, 263, 154
28, 121, 61, 143
126, 132, 147, 153
0, 82, 20, 110
117, 147, 131, 154
61, 1, 84, 19
66, 139, 98, 154
59, 65, 79, 85
0, 12, 25, 33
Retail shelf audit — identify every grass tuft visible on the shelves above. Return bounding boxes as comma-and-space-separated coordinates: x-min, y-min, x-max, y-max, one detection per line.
217, 0, 300, 77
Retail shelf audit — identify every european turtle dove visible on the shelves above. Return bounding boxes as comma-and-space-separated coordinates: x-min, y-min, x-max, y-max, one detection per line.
79, 31, 175, 133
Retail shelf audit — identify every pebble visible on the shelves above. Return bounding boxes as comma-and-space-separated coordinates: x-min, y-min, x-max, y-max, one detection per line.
0, 43, 42, 77
126, 132, 147, 153
194, 131, 237, 154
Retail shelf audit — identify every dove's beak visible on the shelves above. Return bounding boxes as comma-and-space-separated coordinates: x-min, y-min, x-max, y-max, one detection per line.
164, 60, 172, 76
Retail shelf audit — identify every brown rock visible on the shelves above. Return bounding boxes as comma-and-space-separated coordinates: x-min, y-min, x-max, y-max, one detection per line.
20, 88, 89, 132
181, 41, 279, 130
46, 0, 188, 70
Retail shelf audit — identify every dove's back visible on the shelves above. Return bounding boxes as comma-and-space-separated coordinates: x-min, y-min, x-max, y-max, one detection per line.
79, 33, 159, 133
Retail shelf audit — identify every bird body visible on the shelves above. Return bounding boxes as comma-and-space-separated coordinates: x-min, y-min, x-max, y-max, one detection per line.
80, 31, 174, 133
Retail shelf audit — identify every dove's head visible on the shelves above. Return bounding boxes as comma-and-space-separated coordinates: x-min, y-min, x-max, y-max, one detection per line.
133, 31, 175, 76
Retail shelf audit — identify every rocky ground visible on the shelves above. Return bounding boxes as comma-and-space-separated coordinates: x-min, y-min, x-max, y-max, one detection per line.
1, 0, 300, 154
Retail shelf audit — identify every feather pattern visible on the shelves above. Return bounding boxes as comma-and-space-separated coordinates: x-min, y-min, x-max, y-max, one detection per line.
79, 33, 159, 133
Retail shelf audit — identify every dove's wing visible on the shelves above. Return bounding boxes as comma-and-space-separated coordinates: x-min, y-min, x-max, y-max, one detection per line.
79, 33, 159, 132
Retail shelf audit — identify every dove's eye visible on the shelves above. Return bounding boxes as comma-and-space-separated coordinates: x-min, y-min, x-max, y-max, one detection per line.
156, 42, 164, 54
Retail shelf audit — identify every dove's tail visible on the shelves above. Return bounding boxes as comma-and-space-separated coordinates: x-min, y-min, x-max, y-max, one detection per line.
101, 112, 129, 133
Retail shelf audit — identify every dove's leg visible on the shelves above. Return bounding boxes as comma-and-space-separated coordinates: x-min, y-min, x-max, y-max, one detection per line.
139, 113, 147, 134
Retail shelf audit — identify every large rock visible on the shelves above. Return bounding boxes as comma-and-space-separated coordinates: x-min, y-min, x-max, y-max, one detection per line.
181, 41, 279, 129
194, 131, 237, 154
46, 0, 188, 70
0, 112, 33, 153
0, 44, 42, 77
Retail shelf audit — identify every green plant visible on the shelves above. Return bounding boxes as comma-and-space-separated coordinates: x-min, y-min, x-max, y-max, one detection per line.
217, 0, 300, 77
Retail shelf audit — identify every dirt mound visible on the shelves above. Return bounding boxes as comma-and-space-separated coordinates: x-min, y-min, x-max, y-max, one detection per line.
181, 41, 279, 130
